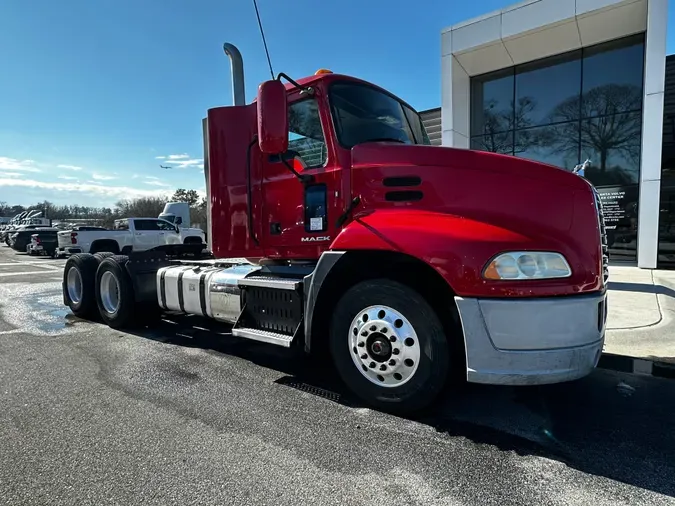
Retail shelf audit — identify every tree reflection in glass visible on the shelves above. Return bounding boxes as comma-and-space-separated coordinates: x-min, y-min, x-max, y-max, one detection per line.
547, 84, 642, 185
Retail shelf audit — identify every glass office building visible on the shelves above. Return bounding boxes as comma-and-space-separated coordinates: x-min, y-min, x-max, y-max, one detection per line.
470, 34, 644, 263
439, 0, 668, 269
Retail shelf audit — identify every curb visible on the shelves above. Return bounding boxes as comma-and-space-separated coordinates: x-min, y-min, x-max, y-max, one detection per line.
598, 353, 675, 380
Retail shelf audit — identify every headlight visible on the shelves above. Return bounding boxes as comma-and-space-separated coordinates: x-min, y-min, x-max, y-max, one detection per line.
483, 252, 571, 280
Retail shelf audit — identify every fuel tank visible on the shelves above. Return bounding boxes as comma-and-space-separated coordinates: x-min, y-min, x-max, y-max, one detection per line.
157, 263, 261, 322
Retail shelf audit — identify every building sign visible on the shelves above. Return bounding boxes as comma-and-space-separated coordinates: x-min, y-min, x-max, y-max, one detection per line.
595, 185, 639, 262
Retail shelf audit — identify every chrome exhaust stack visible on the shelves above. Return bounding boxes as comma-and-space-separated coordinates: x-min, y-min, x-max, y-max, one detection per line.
203, 42, 246, 252
223, 43, 246, 106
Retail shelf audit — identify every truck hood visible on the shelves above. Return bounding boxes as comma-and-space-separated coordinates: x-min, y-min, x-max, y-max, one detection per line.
351, 143, 589, 192
349, 142, 600, 267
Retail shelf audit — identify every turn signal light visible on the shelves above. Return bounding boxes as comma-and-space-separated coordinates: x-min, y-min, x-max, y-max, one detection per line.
314, 68, 333, 75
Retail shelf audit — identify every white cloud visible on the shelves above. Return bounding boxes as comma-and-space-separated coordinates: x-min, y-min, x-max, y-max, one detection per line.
58, 175, 79, 180
167, 158, 204, 169
144, 180, 171, 187
57, 164, 83, 171
154, 153, 202, 168
0, 157, 41, 173
91, 172, 118, 181
145, 175, 160, 180
0, 171, 22, 178
0, 177, 173, 201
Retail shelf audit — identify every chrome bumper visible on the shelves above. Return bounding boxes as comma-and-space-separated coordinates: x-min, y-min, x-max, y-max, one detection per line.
455, 292, 607, 385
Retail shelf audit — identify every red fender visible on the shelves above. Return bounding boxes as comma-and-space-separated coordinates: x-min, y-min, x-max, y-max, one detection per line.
330, 209, 597, 298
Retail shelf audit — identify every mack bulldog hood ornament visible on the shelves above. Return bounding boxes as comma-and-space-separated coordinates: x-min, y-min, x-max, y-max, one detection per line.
573, 159, 591, 178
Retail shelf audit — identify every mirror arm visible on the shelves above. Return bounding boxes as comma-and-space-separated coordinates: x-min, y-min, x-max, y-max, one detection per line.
276, 72, 314, 96
281, 157, 315, 185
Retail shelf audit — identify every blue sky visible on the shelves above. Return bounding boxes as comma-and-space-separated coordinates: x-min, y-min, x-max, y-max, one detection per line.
1, 0, 675, 208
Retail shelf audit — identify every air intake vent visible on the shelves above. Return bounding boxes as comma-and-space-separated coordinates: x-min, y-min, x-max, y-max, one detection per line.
385, 190, 423, 202
383, 176, 422, 187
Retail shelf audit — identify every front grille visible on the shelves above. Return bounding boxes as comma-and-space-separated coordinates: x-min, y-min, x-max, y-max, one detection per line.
592, 187, 609, 284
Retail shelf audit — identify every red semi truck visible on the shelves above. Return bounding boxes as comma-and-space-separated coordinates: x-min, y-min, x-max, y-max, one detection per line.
62, 43, 608, 414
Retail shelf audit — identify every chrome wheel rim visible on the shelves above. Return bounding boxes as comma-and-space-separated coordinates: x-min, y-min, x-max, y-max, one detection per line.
66, 267, 83, 304
99, 270, 120, 314
348, 305, 421, 388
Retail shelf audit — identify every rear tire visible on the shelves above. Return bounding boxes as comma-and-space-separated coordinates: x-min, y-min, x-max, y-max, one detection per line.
93, 252, 115, 263
95, 255, 136, 329
329, 279, 450, 415
63, 253, 99, 318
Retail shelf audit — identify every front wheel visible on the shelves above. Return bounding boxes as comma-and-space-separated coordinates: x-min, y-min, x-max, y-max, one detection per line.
329, 279, 450, 415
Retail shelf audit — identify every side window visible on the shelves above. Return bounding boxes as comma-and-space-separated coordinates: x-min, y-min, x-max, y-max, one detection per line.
134, 219, 160, 231
156, 220, 175, 231
115, 220, 129, 231
288, 99, 327, 168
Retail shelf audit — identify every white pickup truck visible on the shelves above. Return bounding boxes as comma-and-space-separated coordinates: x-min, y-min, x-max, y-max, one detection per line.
56, 218, 205, 256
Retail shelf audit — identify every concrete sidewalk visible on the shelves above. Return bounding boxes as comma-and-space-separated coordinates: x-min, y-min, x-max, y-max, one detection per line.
605, 266, 675, 364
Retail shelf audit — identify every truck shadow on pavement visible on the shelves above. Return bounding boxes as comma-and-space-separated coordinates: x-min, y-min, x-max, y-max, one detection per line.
130, 313, 675, 499
608, 280, 675, 299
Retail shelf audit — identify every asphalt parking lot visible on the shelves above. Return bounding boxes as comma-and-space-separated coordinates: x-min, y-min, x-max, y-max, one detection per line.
1, 245, 674, 505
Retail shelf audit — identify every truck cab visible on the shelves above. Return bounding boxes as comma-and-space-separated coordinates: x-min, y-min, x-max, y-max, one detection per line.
62, 47, 608, 415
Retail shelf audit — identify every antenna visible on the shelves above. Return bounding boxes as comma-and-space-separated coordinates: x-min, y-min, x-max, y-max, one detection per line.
252, 0, 274, 80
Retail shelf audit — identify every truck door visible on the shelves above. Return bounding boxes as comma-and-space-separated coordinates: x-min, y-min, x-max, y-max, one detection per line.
259, 92, 344, 259
131, 219, 164, 250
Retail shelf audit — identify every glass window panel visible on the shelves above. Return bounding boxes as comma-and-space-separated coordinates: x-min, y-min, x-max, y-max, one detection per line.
662, 145, 675, 184
471, 69, 514, 136
515, 51, 582, 128
514, 122, 580, 170
470, 132, 514, 155
658, 183, 675, 268
288, 98, 327, 168
580, 112, 642, 187
582, 36, 644, 118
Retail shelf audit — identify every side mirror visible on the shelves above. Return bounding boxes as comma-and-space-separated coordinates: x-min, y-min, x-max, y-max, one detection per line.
257, 80, 288, 154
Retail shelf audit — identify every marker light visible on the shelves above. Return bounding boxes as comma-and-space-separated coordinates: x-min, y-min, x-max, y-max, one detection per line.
483, 252, 572, 280
315, 69, 333, 75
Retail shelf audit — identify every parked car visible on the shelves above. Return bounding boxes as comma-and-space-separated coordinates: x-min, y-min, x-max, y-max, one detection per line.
56, 218, 205, 256
9, 227, 56, 252
27, 229, 59, 257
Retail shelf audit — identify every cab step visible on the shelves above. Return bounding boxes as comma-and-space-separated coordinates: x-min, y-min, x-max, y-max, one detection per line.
231, 327, 295, 347
231, 275, 305, 348
238, 276, 302, 290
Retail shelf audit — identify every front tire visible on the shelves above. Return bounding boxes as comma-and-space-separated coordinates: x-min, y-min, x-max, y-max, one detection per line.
329, 279, 450, 415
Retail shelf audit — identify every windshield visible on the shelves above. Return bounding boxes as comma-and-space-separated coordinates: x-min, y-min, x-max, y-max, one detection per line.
159, 214, 175, 223
329, 82, 431, 149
